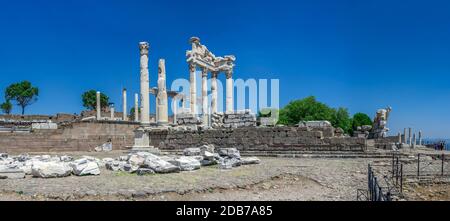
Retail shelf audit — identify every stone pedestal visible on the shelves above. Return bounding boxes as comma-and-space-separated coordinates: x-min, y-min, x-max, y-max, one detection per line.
110, 107, 115, 120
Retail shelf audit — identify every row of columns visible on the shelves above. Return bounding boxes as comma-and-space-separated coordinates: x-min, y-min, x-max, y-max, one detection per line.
189, 65, 234, 117
95, 89, 138, 122
399, 128, 422, 147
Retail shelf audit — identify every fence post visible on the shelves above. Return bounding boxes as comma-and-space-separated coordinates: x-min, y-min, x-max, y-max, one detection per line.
392, 154, 395, 177
417, 154, 420, 177
396, 157, 399, 186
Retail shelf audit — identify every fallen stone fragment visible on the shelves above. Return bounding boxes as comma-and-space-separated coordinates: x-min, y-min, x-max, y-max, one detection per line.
69, 159, 100, 176
142, 154, 180, 173
105, 160, 124, 171
218, 157, 241, 170
168, 156, 201, 171
0, 153, 8, 158
127, 152, 152, 167
200, 159, 217, 166
183, 148, 201, 156
122, 163, 139, 173
60, 155, 74, 162
31, 162, 72, 178
240, 157, 261, 165
199, 144, 215, 154
218, 148, 241, 159
136, 168, 155, 176
0, 165, 26, 179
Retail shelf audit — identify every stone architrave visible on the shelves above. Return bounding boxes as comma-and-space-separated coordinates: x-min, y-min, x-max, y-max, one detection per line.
157, 59, 169, 125
139, 42, 150, 125
96, 91, 101, 120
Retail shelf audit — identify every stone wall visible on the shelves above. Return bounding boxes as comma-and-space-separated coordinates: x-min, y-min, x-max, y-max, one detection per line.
150, 127, 367, 152
0, 114, 78, 123
0, 122, 139, 153
374, 136, 398, 149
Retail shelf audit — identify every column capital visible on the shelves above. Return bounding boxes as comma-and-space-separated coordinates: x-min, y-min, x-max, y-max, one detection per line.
211, 71, 219, 78
189, 63, 196, 72
201, 68, 208, 78
139, 42, 149, 55
225, 70, 233, 79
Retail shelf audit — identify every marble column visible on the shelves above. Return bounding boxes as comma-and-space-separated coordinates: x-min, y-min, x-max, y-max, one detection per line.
408, 128, 412, 145
211, 71, 218, 114
134, 93, 139, 122
157, 59, 168, 125
173, 99, 178, 124
122, 89, 128, 121
110, 105, 115, 120
419, 130, 422, 146
189, 63, 197, 115
181, 98, 186, 109
201, 68, 208, 125
225, 70, 233, 113
412, 133, 416, 148
398, 132, 402, 144
96, 91, 101, 120
139, 42, 150, 125
403, 128, 407, 144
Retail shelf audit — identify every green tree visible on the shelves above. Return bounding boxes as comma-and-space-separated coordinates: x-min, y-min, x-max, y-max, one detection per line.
331, 107, 352, 134
5, 81, 39, 115
352, 112, 373, 130
0, 100, 12, 114
82, 90, 109, 110
278, 96, 334, 125
130, 107, 141, 121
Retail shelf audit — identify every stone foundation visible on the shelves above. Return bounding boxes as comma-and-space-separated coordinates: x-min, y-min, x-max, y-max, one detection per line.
149, 127, 366, 152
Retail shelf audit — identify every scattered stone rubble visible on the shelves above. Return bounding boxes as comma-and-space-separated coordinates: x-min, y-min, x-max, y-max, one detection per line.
0, 144, 260, 179
353, 125, 372, 138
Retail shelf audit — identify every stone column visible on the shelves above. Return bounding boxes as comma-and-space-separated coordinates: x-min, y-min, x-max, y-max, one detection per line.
157, 59, 169, 125
225, 70, 233, 113
408, 128, 412, 145
398, 132, 401, 144
122, 89, 128, 121
134, 93, 139, 122
412, 133, 416, 148
201, 68, 208, 125
419, 130, 422, 146
110, 105, 115, 120
189, 63, 197, 115
181, 98, 186, 109
211, 71, 218, 114
403, 128, 407, 143
96, 91, 101, 120
139, 42, 150, 125
173, 99, 178, 124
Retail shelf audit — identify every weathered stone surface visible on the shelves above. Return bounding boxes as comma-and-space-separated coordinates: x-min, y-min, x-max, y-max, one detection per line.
199, 144, 215, 154
183, 148, 201, 156
218, 148, 241, 159
127, 152, 151, 166
136, 168, 155, 176
298, 121, 332, 127
240, 157, 261, 165
168, 156, 201, 171
142, 154, 180, 173
105, 160, 124, 171
60, 155, 73, 162
31, 162, 72, 178
69, 159, 100, 176
0, 165, 25, 179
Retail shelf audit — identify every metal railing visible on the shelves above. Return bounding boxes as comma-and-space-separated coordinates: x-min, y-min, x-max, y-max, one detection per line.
358, 164, 392, 201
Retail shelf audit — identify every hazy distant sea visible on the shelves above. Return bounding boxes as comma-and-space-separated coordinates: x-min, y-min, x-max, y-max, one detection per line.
422, 138, 450, 150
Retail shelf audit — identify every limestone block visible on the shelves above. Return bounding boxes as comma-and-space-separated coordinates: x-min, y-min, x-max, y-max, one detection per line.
142, 154, 180, 173
167, 156, 201, 171
31, 162, 72, 178
69, 158, 100, 176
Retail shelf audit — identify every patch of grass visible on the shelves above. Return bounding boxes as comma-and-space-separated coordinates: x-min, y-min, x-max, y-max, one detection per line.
16, 190, 24, 195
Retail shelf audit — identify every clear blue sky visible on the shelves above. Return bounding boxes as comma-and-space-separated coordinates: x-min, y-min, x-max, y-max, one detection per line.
0, 0, 449, 138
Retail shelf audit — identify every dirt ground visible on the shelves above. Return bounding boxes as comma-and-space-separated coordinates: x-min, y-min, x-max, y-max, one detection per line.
0, 151, 374, 201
